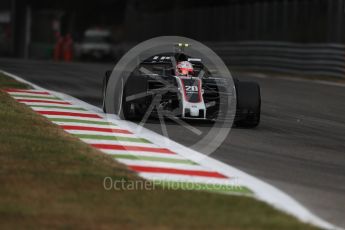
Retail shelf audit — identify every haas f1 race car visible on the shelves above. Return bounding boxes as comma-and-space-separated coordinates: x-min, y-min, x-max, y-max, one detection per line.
102, 49, 261, 128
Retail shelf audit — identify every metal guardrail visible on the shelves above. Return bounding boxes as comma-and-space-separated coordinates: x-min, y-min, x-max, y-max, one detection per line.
207, 41, 345, 78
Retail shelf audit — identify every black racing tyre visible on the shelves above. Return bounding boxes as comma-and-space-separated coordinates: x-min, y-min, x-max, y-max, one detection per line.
103, 70, 148, 120
102, 71, 111, 113
120, 74, 148, 120
236, 81, 261, 128
102, 73, 130, 119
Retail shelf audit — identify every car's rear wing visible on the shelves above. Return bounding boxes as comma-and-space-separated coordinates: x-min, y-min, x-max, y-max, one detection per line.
142, 53, 201, 63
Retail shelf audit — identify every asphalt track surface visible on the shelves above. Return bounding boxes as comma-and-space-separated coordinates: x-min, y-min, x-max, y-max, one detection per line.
1, 58, 345, 228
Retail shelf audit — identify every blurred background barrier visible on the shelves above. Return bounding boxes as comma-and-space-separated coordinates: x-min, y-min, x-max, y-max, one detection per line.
112, 41, 345, 78
207, 41, 345, 78
1, 0, 345, 78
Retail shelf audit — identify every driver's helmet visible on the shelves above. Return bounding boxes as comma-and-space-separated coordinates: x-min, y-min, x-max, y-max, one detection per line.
176, 61, 194, 76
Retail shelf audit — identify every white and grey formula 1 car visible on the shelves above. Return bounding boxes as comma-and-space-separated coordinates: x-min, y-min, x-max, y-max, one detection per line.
102, 50, 261, 127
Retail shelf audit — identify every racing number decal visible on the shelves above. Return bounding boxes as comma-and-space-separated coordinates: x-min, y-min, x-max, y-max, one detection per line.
185, 85, 199, 92
181, 78, 202, 103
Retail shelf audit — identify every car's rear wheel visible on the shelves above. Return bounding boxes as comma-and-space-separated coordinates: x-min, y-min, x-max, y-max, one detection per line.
102, 71, 111, 113
103, 71, 149, 120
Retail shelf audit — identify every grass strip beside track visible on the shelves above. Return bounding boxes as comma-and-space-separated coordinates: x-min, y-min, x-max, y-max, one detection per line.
113, 154, 197, 165
152, 180, 253, 194
0, 72, 319, 230
75, 134, 151, 143
49, 117, 113, 125
11, 95, 61, 100
30, 105, 87, 111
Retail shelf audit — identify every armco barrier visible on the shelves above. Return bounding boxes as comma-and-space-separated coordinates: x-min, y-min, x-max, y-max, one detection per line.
207, 41, 345, 78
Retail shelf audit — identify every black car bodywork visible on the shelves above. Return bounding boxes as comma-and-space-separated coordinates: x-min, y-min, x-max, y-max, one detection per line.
102, 53, 260, 127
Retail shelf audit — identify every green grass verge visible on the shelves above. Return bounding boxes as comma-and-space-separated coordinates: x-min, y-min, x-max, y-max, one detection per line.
0, 72, 319, 229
